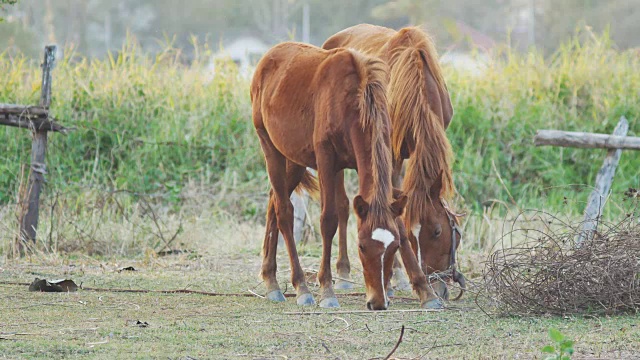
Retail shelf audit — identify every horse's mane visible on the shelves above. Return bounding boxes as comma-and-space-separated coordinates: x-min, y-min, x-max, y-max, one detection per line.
387, 27, 454, 227
349, 50, 394, 226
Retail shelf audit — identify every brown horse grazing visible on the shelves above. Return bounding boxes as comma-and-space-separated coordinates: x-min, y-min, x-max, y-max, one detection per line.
251, 42, 435, 310
323, 25, 465, 304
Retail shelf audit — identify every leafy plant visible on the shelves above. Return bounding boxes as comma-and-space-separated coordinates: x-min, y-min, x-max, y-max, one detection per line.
542, 328, 575, 360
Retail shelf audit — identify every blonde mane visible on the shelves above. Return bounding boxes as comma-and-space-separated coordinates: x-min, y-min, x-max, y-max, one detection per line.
386, 28, 454, 227
350, 50, 394, 226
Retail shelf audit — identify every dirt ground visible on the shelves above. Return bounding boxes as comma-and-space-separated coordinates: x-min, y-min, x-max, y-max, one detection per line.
1, 247, 639, 360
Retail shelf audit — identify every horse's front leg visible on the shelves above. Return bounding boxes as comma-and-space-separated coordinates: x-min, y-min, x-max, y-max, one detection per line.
396, 218, 443, 309
389, 160, 412, 294
334, 170, 354, 290
316, 149, 340, 308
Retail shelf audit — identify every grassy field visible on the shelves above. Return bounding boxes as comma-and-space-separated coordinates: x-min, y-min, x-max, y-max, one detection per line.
2, 224, 639, 360
2, 205, 640, 359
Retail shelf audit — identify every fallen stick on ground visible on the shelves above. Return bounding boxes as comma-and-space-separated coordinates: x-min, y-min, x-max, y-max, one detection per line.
0, 281, 416, 301
382, 325, 405, 360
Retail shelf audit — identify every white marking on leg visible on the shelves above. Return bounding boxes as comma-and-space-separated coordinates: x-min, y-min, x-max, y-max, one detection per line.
381, 252, 388, 306
412, 224, 422, 270
371, 228, 395, 308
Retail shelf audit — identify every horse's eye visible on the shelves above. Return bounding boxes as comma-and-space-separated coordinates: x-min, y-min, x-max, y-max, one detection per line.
358, 244, 365, 252
434, 227, 442, 237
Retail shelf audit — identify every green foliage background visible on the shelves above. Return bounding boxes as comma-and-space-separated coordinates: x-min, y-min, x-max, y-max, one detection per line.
0, 32, 638, 217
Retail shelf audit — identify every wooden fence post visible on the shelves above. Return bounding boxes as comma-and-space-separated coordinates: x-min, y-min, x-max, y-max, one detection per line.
19, 45, 57, 248
577, 116, 629, 245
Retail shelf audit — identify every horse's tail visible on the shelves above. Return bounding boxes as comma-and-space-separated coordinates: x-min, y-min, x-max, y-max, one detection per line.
388, 44, 454, 199
295, 169, 319, 197
349, 50, 393, 219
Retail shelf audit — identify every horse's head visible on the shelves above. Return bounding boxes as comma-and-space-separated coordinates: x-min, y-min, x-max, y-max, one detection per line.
353, 194, 407, 310
408, 173, 465, 300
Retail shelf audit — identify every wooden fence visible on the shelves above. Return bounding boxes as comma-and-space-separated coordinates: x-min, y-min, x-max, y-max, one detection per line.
534, 116, 637, 243
0, 45, 69, 253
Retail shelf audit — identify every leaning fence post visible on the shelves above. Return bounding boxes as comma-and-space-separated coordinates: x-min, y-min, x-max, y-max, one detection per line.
19, 45, 57, 249
577, 116, 629, 245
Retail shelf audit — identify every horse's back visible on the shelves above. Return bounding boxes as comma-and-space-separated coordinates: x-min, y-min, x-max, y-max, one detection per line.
251, 42, 324, 108
324, 24, 454, 130
251, 42, 371, 169
252, 42, 361, 122
322, 24, 395, 57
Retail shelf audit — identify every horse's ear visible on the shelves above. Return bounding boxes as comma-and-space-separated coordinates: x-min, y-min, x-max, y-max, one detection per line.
429, 170, 444, 199
353, 195, 369, 220
391, 194, 408, 218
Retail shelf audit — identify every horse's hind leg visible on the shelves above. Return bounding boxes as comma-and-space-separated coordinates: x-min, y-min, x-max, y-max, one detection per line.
261, 191, 284, 302
334, 170, 353, 290
257, 129, 315, 305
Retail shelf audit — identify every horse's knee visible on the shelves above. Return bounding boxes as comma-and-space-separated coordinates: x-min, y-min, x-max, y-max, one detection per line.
274, 198, 294, 228
337, 197, 349, 220
320, 211, 339, 236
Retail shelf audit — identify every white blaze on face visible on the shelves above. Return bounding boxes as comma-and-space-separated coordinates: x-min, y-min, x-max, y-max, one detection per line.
412, 224, 422, 269
371, 228, 394, 306
371, 228, 394, 248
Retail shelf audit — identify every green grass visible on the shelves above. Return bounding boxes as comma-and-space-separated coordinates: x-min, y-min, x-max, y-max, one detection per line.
0, 40, 265, 211
1, 250, 638, 359
446, 31, 640, 214
1, 31, 639, 218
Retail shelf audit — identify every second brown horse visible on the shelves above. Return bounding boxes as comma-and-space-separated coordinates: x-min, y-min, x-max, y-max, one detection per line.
324, 24, 464, 303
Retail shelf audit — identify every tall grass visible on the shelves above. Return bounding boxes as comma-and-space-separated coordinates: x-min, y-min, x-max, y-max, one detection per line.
0, 41, 264, 212
0, 31, 638, 221
446, 30, 639, 215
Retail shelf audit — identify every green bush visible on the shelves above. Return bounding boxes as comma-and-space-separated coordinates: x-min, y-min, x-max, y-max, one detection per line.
0, 31, 638, 216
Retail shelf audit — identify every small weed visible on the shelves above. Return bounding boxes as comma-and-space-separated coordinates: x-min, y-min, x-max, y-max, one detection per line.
542, 328, 575, 360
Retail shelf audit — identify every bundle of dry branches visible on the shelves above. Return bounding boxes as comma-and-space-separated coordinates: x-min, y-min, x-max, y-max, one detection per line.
483, 202, 640, 316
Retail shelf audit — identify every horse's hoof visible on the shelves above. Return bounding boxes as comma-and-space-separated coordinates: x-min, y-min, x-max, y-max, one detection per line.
387, 288, 395, 298
266, 290, 286, 302
394, 281, 412, 291
334, 280, 354, 290
422, 298, 444, 310
297, 293, 316, 306
391, 269, 412, 291
319, 297, 340, 308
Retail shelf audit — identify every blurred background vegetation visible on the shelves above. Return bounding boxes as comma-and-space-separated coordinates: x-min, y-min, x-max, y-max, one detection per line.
2, 0, 640, 58
0, 0, 639, 224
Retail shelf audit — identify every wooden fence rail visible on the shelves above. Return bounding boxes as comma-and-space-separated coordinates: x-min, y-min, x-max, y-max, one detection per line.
534, 129, 640, 150
534, 116, 635, 245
